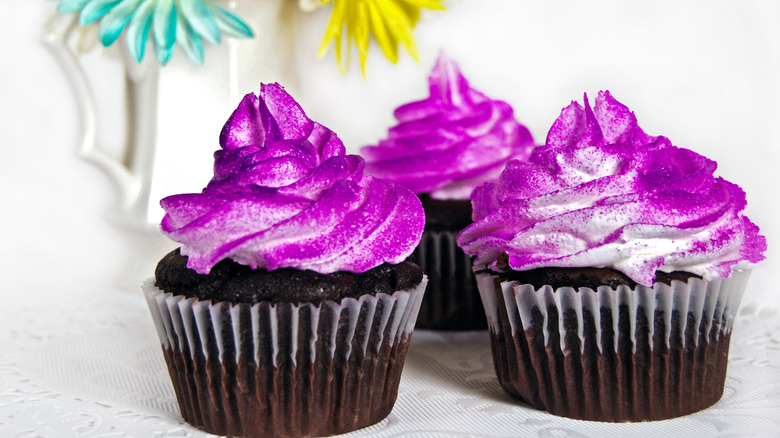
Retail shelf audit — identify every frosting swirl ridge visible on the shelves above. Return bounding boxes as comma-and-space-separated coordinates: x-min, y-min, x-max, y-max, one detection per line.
161, 83, 425, 275
457, 91, 766, 286
361, 55, 535, 200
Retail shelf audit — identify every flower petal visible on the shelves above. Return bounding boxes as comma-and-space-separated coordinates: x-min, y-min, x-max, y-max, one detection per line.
125, 0, 155, 62
355, 2, 370, 74
375, 0, 418, 61
180, 0, 221, 45
367, 1, 398, 63
79, 0, 121, 26
175, 7, 205, 65
319, 0, 351, 72
402, 0, 445, 11
210, 3, 254, 39
152, 0, 176, 64
317, 0, 344, 56
396, 0, 420, 25
57, 0, 92, 13
98, 0, 142, 46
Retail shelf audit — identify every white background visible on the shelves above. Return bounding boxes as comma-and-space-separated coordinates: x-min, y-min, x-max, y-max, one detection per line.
1, 1, 777, 298
0, 2, 779, 436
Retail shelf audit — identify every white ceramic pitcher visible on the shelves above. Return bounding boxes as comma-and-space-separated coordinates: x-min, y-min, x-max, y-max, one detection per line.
42, 1, 300, 285
42, 0, 299, 229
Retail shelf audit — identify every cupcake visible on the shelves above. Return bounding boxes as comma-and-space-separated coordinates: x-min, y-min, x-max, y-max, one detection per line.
143, 83, 427, 437
361, 55, 535, 330
457, 91, 766, 421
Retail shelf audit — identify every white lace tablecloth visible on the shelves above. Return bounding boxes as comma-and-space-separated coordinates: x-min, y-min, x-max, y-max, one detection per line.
1, 272, 779, 438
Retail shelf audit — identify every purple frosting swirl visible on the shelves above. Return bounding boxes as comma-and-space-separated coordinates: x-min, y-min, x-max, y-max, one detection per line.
361, 55, 535, 200
161, 83, 425, 275
457, 91, 766, 286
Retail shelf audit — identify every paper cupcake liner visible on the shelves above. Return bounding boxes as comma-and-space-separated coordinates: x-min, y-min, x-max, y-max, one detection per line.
476, 270, 750, 422
414, 230, 486, 330
143, 276, 427, 438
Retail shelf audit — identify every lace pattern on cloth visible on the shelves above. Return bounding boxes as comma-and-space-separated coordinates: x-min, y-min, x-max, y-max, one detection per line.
1, 282, 779, 437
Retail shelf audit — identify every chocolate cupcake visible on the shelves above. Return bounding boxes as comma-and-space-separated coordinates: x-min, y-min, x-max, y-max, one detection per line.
362, 55, 536, 330
143, 83, 427, 437
458, 91, 766, 421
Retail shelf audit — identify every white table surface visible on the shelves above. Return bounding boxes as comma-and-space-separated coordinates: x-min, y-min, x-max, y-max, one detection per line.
0, 274, 779, 438
2, 2, 780, 437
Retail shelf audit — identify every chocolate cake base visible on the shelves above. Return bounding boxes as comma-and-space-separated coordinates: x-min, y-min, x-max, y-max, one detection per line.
155, 248, 423, 304
495, 265, 700, 290
145, 250, 428, 437
415, 196, 486, 330
145, 284, 425, 438
162, 327, 410, 438
476, 269, 748, 422
414, 229, 485, 330
488, 299, 731, 421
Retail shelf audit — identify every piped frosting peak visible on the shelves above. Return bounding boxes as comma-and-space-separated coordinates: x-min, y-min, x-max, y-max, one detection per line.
458, 91, 766, 286
161, 83, 424, 275
361, 55, 535, 200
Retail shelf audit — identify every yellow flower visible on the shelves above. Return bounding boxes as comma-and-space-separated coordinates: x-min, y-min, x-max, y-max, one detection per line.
316, 0, 445, 74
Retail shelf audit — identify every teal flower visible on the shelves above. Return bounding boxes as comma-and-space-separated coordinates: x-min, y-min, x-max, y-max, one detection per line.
56, 0, 254, 65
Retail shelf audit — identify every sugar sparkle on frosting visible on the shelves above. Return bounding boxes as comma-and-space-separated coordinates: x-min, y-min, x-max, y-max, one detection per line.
457, 91, 766, 286
160, 83, 425, 275
361, 55, 535, 200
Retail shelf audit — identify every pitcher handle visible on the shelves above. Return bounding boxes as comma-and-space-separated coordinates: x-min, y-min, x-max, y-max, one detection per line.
41, 13, 159, 225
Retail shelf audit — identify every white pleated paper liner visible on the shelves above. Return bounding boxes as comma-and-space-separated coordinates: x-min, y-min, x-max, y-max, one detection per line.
143, 276, 427, 438
414, 230, 486, 330
475, 269, 751, 422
